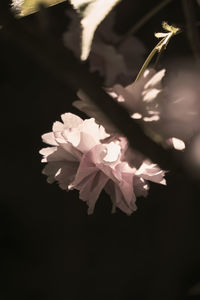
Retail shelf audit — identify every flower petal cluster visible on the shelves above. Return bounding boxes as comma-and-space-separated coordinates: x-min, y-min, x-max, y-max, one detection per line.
110, 68, 165, 122
73, 68, 189, 150
73, 68, 165, 137
40, 113, 108, 188
40, 113, 166, 215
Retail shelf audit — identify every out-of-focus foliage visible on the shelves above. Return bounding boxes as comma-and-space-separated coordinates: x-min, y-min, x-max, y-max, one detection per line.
69, 0, 121, 60
12, 0, 65, 16
63, 10, 145, 86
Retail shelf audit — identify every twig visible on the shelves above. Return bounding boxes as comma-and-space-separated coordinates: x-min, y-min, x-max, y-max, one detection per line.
153, 47, 163, 69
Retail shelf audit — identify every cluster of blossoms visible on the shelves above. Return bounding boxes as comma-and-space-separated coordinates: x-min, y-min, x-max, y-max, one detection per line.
40, 112, 166, 215
40, 6, 200, 214
40, 49, 200, 214
74, 68, 165, 130
39, 8, 169, 215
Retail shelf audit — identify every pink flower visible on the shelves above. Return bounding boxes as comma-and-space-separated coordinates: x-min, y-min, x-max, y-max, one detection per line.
68, 142, 124, 214
110, 68, 165, 121
73, 69, 165, 136
68, 139, 166, 215
67, 139, 138, 215
105, 160, 166, 214
40, 113, 108, 189
40, 113, 166, 215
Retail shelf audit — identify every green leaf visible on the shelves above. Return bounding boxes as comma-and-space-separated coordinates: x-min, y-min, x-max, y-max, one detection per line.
69, 0, 121, 60
12, 0, 65, 17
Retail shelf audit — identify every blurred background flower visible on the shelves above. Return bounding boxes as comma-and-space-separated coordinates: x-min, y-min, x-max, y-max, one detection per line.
64, 10, 146, 86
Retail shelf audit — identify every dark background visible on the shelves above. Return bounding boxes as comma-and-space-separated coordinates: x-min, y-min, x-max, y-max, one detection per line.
1, 0, 200, 299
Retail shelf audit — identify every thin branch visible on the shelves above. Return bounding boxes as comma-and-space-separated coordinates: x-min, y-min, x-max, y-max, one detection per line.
0, 8, 183, 172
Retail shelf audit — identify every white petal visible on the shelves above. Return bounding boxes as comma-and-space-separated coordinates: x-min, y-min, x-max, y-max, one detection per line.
144, 69, 166, 89
131, 113, 142, 119
142, 88, 161, 102
39, 147, 57, 162
52, 121, 64, 132
62, 128, 81, 147
171, 137, 185, 150
41, 132, 58, 146
77, 132, 98, 153
143, 115, 160, 122
61, 112, 83, 128
103, 142, 121, 162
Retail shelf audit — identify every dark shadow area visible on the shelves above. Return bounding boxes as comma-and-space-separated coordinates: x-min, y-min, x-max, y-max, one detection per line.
1, 0, 200, 299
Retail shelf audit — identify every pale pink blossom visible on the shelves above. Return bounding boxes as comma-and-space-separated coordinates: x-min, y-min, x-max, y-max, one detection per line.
73, 68, 165, 136
40, 113, 108, 189
68, 139, 166, 215
110, 68, 165, 121
40, 113, 166, 215
73, 68, 188, 153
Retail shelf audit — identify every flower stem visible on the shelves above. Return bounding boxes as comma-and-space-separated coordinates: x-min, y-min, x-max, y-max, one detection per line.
135, 22, 180, 81
153, 44, 164, 69
135, 37, 165, 81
